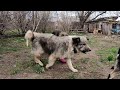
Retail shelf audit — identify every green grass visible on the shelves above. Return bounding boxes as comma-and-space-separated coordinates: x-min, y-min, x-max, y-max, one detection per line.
4, 29, 19, 36
10, 61, 24, 75
96, 47, 118, 63
10, 67, 23, 75
69, 32, 86, 36
67, 74, 76, 79
80, 58, 89, 64
0, 36, 46, 75
10, 59, 45, 75
88, 36, 99, 47
0, 37, 26, 54
32, 64, 45, 73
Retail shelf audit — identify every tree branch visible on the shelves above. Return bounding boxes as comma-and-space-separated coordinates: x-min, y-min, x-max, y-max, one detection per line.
91, 11, 106, 21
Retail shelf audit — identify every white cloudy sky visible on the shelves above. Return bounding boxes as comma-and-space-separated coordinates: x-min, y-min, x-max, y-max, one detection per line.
52, 11, 120, 19
50, 11, 120, 22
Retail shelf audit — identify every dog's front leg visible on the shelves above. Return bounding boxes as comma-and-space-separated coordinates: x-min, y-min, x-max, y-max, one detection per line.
46, 54, 56, 69
34, 55, 43, 66
67, 59, 78, 72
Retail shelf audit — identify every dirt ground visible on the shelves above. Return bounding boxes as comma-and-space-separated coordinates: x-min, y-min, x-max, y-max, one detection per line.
0, 34, 120, 79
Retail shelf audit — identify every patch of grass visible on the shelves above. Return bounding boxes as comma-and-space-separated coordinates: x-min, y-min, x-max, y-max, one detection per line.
10, 68, 22, 75
67, 74, 76, 79
107, 54, 114, 61
69, 32, 86, 36
32, 64, 45, 74
10, 59, 45, 75
111, 48, 117, 54
21, 59, 45, 73
19, 59, 45, 73
88, 37, 99, 47
96, 47, 118, 63
22, 60, 36, 69
80, 58, 89, 64
10, 62, 23, 75
4, 29, 19, 36
41, 59, 48, 65
0, 37, 27, 54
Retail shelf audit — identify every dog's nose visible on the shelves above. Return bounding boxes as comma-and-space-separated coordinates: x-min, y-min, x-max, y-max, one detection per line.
89, 49, 91, 51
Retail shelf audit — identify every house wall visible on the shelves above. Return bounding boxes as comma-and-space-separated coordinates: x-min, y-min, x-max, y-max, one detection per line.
86, 22, 113, 35
102, 22, 112, 35
88, 23, 95, 32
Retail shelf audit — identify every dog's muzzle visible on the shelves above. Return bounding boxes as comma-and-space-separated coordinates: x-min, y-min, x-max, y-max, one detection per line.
81, 49, 91, 54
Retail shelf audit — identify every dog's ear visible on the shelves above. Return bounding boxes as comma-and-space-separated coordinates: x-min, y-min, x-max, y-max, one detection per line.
118, 48, 120, 54
73, 47, 77, 53
52, 30, 61, 36
72, 37, 81, 45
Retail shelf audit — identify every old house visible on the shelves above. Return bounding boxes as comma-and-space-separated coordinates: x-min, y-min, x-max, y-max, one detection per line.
85, 16, 119, 35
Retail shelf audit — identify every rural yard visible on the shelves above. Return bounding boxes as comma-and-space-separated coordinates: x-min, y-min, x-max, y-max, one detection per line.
1, 11, 120, 79
0, 33, 120, 79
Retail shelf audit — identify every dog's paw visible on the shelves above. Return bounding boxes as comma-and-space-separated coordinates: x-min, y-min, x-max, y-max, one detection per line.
39, 63, 43, 66
72, 69, 78, 72
45, 65, 50, 69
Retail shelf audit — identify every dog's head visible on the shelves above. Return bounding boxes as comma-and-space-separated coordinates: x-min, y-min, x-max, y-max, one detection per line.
72, 37, 91, 54
52, 30, 68, 37
52, 30, 61, 36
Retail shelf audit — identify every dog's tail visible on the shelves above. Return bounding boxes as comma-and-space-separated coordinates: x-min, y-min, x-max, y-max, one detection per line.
24, 30, 34, 47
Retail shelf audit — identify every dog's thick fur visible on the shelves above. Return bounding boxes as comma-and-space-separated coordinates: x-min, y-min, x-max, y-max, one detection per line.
25, 30, 91, 72
25, 30, 54, 47
52, 30, 68, 36
52, 30, 89, 43
107, 48, 120, 79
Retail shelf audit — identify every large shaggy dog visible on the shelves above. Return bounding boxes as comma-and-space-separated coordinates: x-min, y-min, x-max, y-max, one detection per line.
107, 48, 120, 79
25, 30, 91, 72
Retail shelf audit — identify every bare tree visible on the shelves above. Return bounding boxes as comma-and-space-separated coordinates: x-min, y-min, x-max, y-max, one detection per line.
37, 11, 51, 33
53, 11, 107, 33
54, 11, 73, 33
12, 11, 31, 35
75, 11, 107, 30
30, 11, 51, 33
61, 11, 74, 33
0, 11, 12, 35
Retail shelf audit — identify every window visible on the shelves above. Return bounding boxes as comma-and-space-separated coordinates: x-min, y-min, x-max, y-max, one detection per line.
112, 24, 116, 29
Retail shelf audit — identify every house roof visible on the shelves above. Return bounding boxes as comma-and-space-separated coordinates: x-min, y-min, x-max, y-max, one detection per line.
86, 16, 118, 23
116, 17, 120, 21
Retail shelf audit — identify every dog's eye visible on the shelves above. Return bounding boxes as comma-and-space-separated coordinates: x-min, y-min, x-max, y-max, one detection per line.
80, 43, 86, 45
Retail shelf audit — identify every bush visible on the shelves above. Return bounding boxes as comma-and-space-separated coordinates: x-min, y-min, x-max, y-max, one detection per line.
107, 54, 114, 61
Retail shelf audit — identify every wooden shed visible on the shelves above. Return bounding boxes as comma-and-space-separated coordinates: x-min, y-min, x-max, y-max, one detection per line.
85, 16, 119, 35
